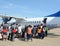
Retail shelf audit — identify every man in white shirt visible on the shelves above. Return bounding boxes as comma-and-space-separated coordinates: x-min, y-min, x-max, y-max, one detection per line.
18, 25, 22, 38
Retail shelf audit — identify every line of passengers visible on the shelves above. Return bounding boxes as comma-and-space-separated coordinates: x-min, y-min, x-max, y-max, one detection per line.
0, 22, 48, 41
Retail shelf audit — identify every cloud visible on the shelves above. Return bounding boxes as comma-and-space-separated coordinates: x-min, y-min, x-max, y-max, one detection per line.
4, 3, 15, 9
9, 3, 13, 7
3, 3, 29, 10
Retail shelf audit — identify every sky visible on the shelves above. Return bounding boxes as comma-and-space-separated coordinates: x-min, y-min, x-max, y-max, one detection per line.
0, 0, 60, 18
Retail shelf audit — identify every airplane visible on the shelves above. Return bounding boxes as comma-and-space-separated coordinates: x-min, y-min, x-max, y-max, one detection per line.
0, 11, 60, 29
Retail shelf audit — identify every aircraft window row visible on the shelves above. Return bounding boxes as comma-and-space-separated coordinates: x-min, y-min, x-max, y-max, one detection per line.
28, 21, 41, 23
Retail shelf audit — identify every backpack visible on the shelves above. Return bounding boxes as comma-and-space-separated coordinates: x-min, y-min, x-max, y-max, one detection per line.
12, 29, 16, 33
37, 28, 42, 33
2, 28, 7, 33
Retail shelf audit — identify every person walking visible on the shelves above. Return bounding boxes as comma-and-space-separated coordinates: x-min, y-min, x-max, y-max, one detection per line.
27, 25, 33, 41
37, 26, 42, 39
44, 26, 48, 36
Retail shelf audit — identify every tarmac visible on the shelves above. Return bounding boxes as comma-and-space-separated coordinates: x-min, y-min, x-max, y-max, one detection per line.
0, 28, 60, 46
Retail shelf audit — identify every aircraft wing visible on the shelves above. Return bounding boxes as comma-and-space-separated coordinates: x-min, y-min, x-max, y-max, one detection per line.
0, 15, 23, 19
0, 15, 25, 23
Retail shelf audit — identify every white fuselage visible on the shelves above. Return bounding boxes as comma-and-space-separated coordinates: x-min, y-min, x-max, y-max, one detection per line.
8, 17, 60, 28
